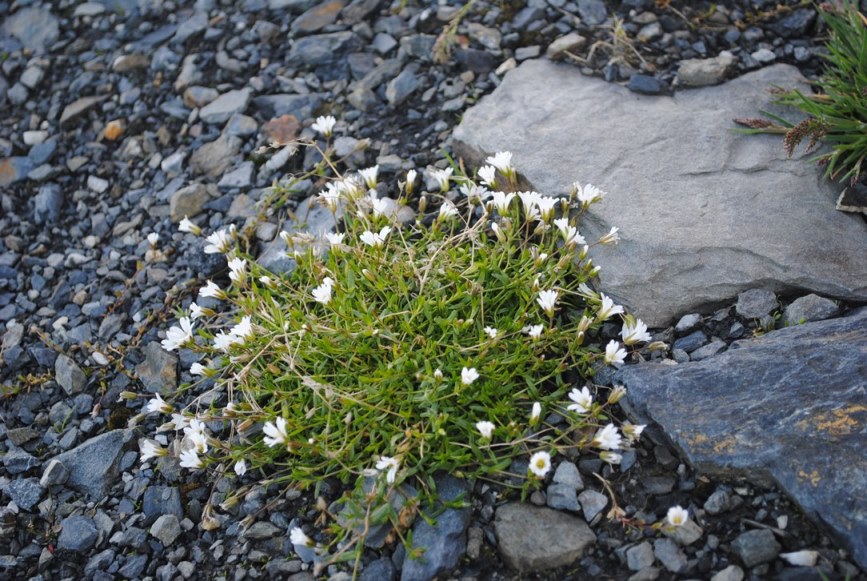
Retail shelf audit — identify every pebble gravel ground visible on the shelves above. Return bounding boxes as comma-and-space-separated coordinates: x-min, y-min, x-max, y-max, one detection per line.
0, 0, 865, 579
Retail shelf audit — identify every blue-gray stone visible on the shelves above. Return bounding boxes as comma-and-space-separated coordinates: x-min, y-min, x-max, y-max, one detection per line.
142, 486, 183, 526
58, 516, 99, 552
3, 446, 40, 474
53, 429, 132, 500
577, 0, 607, 26
3, 477, 43, 510
361, 557, 395, 581
627, 74, 666, 95
400, 474, 471, 581
673, 330, 707, 353
252, 93, 322, 120
0, 157, 35, 187
33, 183, 63, 224
119, 554, 149, 578
546, 483, 581, 512
783, 294, 840, 326
618, 308, 867, 570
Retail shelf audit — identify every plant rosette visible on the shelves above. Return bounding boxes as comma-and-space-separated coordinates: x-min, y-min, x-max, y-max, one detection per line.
133, 122, 655, 562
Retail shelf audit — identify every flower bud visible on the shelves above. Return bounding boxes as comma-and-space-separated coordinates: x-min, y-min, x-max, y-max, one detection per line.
418, 195, 427, 214
119, 391, 138, 401
607, 385, 627, 405
362, 268, 376, 283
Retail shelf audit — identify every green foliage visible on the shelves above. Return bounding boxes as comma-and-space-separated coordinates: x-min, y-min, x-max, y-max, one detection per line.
735, 1, 867, 185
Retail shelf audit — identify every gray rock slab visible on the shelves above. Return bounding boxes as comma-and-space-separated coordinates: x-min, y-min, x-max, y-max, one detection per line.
730, 529, 781, 568
453, 61, 867, 326
617, 308, 867, 569
783, 293, 840, 326
736, 288, 778, 319
135, 341, 178, 394
199, 89, 250, 125
58, 515, 99, 552
53, 429, 132, 500
2, 7, 59, 54
55, 354, 86, 395
401, 474, 470, 581
494, 503, 596, 572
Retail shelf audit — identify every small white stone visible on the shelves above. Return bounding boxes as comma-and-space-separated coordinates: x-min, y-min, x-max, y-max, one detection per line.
87, 175, 109, 193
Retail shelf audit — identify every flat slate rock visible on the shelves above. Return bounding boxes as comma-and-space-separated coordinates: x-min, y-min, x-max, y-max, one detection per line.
616, 308, 867, 569
453, 61, 867, 326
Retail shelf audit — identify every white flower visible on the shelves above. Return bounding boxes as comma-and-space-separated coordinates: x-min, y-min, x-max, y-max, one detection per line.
161, 317, 194, 351
476, 420, 495, 439
536, 196, 558, 222
311, 115, 336, 137
600, 451, 622, 465
577, 283, 598, 300
234, 459, 247, 477
433, 368, 443, 380
204, 229, 232, 254
593, 423, 623, 450
147, 232, 159, 246
596, 294, 624, 321
598, 226, 620, 245
665, 505, 689, 527
140, 440, 167, 462
178, 216, 201, 235
259, 275, 276, 288
312, 277, 334, 305
404, 169, 417, 194
459, 183, 489, 203
290, 527, 313, 547
604, 340, 628, 367
438, 199, 459, 220
536, 290, 559, 316
523, 324, 544, 339
553, 218, 586, 246
608, 385, 627, 405
517, 191, 541, 214
190, 362, 207, 376
230, 316, 253, 340
485, 151, 513, 174
263, 417, 288, 447
567, 386, 593, 414
428, 167, 453, 192
623, 423, 646, 442
461, 367, 479, 386
488, 191, 515, 213
621, 318, 652, 345
376, 456, 400, 484
199, 280, 226, 300
170, 413, 189, 431
179, 449, 203, 469
528, 451, 551, 478
189, 303, 205, 320
228, 257, 247, 286
145, 394, 174, 415
483, 326, 498, 339
360, 226, 392, 248
189, 430, 209, 454
319, 182, 343, 211
325, 232, 345, 246
213, 331, 236, 352
358, 165, 379, 189
573, 182, 605, 206
530, 402, 541, 423
478, 165, 497, 187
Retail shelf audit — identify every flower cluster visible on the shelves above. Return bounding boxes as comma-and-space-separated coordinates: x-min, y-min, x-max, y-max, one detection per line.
140, 135, 658, 546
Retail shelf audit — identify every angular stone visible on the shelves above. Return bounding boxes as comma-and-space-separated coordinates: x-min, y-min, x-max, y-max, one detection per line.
170, 183, 210, 222
453, 61, 867, 326
150, 514, 182, 546
653, 538, 687, 573
494, 503, 595, 572
291, 0, 345, 34
2, 7, 59, 54
55, 354, 86, 395
546, 32, 586, 61
3, 478, 43, 511
618, 308, 867, 568
142, 486, 183, 526
189, 133, 241, 177
783, 294, 840, 326
199, 89, 251, 125
183, 86, 220, 109
627, 541, 655, 571
736, 288, 778, 319
552, 461, 583, 490
252, 94, 322, 121
0, 157, 35, 187
401, 474, 470, 581
546, 483, 580, 512
677, 52, 736, 87
258, 195, 337, 274
288, 31, 360, 70
53, 429, 132, 500
40, 459, 69, 487
730, 529, 781, 567
385, 67, 420, 106
58, 516, 99, 552
711, 565, 744, 581
135, 341, 178, 394
60, 95, 110, 126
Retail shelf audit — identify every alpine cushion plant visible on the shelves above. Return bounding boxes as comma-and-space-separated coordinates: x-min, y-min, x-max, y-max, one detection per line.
134, 118, 654, 557
735, 1, 867, 187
